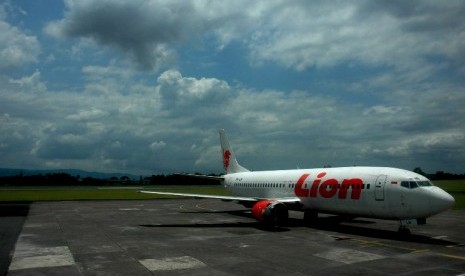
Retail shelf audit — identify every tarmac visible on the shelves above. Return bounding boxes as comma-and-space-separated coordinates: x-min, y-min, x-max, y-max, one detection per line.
1, 199, 464, 275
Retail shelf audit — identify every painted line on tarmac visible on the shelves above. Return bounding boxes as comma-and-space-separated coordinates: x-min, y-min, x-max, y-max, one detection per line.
178, 201, 216, 212
314, 248, 384, 264
353, 238, 420, 252
439, 253, 465, 261
195, 202, 217, 211
9, 246, 75, 271
139, 256, 206, 271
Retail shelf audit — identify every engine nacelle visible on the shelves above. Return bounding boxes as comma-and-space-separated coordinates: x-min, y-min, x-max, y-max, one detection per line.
251, 200, 289, 225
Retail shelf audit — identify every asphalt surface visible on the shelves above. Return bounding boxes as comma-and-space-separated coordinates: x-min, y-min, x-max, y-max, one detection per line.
1, 199, 464, 275
0, 202, 30, 276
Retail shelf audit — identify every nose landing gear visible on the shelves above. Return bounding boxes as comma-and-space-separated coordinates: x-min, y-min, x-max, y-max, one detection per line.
398, 218, 425, 236
398, 226, 411, 235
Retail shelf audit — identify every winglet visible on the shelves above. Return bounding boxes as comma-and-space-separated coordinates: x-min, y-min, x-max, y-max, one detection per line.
219, 130, 250, 174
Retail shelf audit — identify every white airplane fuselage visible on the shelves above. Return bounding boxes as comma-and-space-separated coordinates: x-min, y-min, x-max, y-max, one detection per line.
223, 166, 453, 220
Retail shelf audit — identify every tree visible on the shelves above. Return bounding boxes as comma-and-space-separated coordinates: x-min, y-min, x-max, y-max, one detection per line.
413, 167, 426, 176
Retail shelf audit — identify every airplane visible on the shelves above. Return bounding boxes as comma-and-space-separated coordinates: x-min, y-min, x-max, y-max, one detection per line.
141, 130, 455, 234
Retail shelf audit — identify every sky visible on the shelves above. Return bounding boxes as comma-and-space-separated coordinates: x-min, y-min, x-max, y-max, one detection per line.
1, 0, 464, 175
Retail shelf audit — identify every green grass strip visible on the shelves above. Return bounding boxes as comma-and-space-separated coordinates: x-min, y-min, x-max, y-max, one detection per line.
0, 180, 463, 210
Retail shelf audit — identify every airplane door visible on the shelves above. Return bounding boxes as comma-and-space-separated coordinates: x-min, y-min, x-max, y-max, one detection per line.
375, 175, 387, 201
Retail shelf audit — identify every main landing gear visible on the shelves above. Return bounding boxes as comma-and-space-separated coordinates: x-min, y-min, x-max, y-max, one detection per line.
304, 210, 318, 226
398, 226, 411, 236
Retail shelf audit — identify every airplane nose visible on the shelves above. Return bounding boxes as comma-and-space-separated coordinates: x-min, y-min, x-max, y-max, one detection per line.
430, 188, 455, 213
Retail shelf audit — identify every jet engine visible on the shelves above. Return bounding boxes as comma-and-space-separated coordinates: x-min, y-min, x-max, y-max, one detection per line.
251, 200, 289, 225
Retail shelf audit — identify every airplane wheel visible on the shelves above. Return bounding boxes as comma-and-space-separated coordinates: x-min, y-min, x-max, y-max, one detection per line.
271, 204, 289, 226
398, 226, 411, 236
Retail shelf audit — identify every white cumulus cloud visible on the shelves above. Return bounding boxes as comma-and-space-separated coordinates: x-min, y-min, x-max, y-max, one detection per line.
0, 20, 40, 72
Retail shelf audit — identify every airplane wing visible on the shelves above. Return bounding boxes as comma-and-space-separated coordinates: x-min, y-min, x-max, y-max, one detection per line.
139, 190, 301, 203
139, 190, 257, 201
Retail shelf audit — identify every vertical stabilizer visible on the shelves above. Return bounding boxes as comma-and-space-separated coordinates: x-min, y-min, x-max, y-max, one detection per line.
219, 130, 250, 174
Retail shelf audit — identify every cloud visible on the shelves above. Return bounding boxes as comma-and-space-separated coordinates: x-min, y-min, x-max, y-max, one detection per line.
1, 66, 464, 174
246, 1, 465, 78
157, 69, 230, 110
8, 70, 46, 92
150, 141, 166, 151
66, 108, 108, 121
2, 1, 465, 175
363, 105, 402, 116
33, 133, 95, 160
43, 0, 465, 84
0, 19, 40, 72
42, 1, 290, 71
45, 0, 205, 70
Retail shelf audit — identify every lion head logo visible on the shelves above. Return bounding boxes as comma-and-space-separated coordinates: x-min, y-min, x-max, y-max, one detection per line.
223, 150, 231, 170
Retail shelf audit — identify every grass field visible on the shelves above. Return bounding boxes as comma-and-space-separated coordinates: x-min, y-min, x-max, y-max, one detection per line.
0, 185, 229, 201
0, 180, 464, 210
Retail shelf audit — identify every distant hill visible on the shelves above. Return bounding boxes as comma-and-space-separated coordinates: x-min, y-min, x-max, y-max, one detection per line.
0, 168, 139, 180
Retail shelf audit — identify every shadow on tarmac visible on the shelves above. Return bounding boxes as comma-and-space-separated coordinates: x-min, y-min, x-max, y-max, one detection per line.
0, 202, 31, 276
140, 209, 290, 232
306, 218, 459, 246
140, 222, 291, 232
142, 208, 460, 246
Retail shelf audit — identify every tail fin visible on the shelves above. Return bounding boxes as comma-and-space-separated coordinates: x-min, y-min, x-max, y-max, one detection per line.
219, 130, 250, 174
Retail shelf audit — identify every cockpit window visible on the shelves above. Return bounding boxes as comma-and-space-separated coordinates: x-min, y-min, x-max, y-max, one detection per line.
401, 181, 410, 188
417, 181, 433, 187
409, 181, 419, 189
401, 180, 433, 189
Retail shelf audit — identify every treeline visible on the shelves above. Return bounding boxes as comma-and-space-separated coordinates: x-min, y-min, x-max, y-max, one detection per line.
147, 174, 220, 186
427, 171, 465, 181
1, 173, 83, 186
413, 168, 465, 180
1, 170, 464, 187
0, 173, 221, 186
